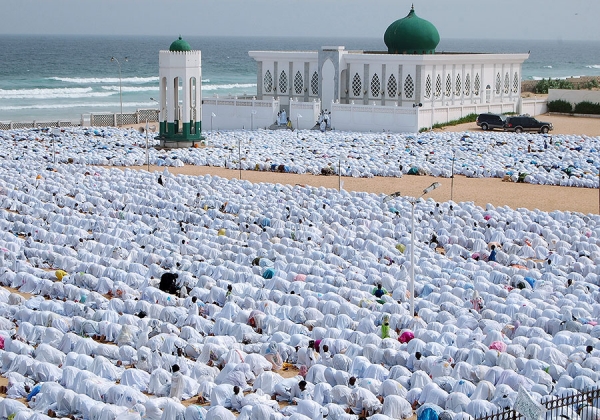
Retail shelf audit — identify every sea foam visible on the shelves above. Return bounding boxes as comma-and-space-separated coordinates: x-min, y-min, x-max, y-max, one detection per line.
0, 87, 114, 100
0, 101, 155, 111
202, 83, 257, 91
48, 76, 211, 84
48, 76, 160, 84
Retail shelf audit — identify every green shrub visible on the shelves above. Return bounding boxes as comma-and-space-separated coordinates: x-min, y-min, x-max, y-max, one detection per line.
574, 101, 600, 115
427, 113, 478, 131
579, 79, 600, 90
547, 99, 573, 113
533, 78, 574, 94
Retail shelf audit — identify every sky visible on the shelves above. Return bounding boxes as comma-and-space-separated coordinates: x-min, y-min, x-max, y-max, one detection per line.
1, 0, 598, 41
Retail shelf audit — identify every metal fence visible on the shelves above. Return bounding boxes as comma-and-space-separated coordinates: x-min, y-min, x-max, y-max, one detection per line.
476, 388, 600, 420
0, 109, 160, 131
90, 109, 159, 127
0, 121, 79, 130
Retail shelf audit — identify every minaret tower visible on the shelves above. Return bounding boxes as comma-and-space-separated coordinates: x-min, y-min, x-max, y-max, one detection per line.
158, 36, 203, 147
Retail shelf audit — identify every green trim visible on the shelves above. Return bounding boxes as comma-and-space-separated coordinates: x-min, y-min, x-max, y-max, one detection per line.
159, 121, 203, 141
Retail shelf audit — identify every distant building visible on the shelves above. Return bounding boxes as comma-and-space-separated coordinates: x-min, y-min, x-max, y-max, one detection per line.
248, 6, 530, 132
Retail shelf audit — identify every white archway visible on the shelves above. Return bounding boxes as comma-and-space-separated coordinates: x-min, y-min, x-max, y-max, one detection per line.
321, 59, 335, 112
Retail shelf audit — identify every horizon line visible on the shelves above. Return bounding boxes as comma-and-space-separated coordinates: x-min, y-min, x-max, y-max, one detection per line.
0, 33, 597, 43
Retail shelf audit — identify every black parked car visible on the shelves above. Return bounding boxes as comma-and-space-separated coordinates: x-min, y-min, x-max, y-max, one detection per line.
504, 116, 553, 133
476, 113, 506, 131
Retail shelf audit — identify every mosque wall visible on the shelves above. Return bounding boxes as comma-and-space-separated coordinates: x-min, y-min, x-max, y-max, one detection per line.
248, 51, 318, 112
201, 98, 279, 130
248, 51, 527, 131
330, 102, 418, 132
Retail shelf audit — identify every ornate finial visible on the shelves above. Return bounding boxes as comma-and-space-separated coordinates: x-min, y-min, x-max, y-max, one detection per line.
178, 35, 182, 40
411, 3, 414, 10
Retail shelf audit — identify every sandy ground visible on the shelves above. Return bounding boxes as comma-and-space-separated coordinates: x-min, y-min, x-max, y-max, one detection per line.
125, 165, 599, 215
439, 113, 600, 136
120, 114, 600, 215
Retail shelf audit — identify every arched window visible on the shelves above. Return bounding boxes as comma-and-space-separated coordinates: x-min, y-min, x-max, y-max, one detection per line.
455, 75, 462, 96
474, 73, 480, 96
404, 75, 414, 99
294, 71, 303, 94
513, 72, 520, 93
189, 77, 197, 107
435, 75, 442, 98
504, 72, 510, 94
495, 73, 501, 94
464, 74, 471, 96
264, 70, 273, 93
352, 73, 362, 97
371, 74, 381, 97
445, 74, 452, 97
424, 75, 432, 99
387, 74, 397, 98
279, 70, 288, 93
311, 71, 319, 95
189, 77, 197, 134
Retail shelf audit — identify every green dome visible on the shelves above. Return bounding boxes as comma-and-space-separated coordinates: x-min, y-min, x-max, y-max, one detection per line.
384, 6, 440, 55
169, 36, 192, 52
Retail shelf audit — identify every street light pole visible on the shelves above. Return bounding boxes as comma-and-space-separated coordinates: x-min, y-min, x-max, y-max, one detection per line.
111, 56, 127, 125
385, 182, 441, 317
296, 114, 302, 138
410, 201, 415, 316
451, 149, 456, 202
238, 137, 242, 180
51, 128, 60, 165
145, 120, 150, 172
251, 110, 257, 131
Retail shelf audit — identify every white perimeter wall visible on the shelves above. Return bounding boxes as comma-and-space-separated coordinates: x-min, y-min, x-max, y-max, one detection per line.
548, 89, 600, 107
289, 100, 321, 130
331, 102, 419, 133
201, 97, 548, 133
520, 99, 548, 117
202, 98, 279, 131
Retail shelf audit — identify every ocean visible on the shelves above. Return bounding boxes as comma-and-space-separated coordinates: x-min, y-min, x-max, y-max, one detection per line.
1, 35, 599, 123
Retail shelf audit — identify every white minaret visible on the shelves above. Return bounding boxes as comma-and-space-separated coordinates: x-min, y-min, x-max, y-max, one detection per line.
158, 36, 202, 146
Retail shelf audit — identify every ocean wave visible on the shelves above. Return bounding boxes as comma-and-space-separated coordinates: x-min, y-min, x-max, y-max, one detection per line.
102, 86, 159, 93
585, 65, 600, 69
48, 76, 211, 84
202, 83, 257, 91
0, 101, 155, 111
543, 66, 553, 69
48, 76, 160, 84
531, 75, 585, 81
0, 87, 115, 100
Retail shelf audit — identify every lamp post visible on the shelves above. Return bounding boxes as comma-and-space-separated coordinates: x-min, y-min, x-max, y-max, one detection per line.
211, 112, 216, 135
238, 136, 242, 180
251, 110, 257, 131
145, 120, 150, 172
51, 128, 61, 165
111, 56, 128, 124
296, 114, 302, 138
450, 149, 456, 202
385, 182, 441, 317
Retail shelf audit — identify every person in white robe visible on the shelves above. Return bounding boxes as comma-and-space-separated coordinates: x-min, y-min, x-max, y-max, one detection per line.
169, 364, 184, 400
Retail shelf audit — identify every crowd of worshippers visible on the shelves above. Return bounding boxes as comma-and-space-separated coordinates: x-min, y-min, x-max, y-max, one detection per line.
3, 126, 598, 188
0, 158, 598, 419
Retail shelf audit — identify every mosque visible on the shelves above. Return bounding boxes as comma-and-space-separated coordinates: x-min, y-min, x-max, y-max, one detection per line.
157, 5, 530, 141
